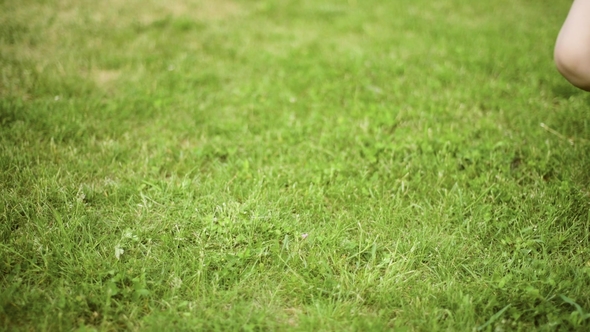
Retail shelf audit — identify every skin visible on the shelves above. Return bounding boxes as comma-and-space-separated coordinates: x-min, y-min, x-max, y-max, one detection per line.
554, 0, 590, 91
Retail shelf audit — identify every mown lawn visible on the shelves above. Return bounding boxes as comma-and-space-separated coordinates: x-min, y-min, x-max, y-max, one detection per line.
2, 0, 590, 330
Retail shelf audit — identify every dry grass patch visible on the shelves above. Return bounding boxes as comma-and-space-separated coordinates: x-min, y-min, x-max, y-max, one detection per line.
1, 0, 246, 98
91, 69, 121, 91
89, 0, 245, 26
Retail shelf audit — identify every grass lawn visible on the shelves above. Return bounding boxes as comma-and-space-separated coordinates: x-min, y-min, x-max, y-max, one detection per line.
2, 0, 590, 330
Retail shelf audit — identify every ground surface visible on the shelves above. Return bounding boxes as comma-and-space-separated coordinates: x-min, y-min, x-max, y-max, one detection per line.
1, 0, 590, 330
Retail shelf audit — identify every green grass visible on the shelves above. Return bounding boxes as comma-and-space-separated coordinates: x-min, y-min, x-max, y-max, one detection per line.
2, 0, 590, 330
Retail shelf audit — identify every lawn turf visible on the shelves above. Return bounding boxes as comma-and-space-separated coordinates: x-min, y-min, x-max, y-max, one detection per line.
2, 0, 590, 330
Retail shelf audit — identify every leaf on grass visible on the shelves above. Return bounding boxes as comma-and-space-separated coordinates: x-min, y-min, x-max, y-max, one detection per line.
115, 245, 124, 260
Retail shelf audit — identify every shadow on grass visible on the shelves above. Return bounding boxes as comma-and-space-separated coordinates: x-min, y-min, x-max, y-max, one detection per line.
551, 82, 585, 100
551, 85, 590, 118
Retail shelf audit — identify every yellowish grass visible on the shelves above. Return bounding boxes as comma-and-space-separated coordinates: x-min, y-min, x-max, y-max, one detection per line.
1, 0, 245, 96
